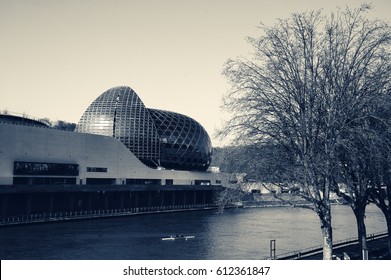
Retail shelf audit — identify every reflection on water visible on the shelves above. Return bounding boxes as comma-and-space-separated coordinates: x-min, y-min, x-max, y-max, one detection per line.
0, 204, 386, 260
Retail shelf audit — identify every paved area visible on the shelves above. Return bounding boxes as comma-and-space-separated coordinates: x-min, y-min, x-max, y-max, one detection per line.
298, 237, 390, 260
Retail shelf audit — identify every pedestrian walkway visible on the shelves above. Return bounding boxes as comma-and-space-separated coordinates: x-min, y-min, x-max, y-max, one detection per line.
270, 232, 390, 260
300, 236, 390, 260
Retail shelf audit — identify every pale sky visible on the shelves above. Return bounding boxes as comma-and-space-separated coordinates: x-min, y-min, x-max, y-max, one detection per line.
1, 0, 390, 146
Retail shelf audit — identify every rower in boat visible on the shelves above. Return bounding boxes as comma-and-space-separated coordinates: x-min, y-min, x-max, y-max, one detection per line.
161, 234, 195, 241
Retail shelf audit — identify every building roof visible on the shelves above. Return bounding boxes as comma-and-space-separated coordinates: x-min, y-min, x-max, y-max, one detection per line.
0, 112, 50, 128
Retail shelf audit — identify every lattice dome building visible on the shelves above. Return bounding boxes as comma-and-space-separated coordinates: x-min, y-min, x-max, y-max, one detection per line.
76, 86, 212, 171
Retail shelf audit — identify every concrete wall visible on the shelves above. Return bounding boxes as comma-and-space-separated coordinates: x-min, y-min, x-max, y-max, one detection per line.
0, 123, 225, 186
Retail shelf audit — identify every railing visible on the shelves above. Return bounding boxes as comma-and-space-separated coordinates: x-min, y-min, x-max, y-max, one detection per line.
0, 110, 51, 127
266, 231, 389, 260
0, 203, 218, 226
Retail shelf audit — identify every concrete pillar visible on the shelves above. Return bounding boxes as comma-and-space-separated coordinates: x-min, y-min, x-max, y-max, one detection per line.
49, 194, 54, 212
1, 195, 8, 218
69, 194, 74, 211
134, 192, 139, 208
87, 194, 92, 210
104, 193, 109, 210
160, 191, 165, 206
26, 194, 32, 215
172, 191, 176, 206
119, 192, 125, 209
148, 191, 152, 207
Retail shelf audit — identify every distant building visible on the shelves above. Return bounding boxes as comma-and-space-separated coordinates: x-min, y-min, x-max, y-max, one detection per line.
76, 86, 212, 171
0, 87, 229, 223
0, 86, 223, 187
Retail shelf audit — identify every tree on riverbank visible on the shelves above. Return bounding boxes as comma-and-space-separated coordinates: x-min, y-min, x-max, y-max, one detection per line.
367, 94, 391, 257
328, 6, 391, 259
370, 173, 391, 257
219, 4, 391, 260
212, 144, 295, 182
334, 118, 385, 259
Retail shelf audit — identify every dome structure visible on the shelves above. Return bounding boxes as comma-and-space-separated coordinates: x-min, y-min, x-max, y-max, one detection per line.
149, 109, 212, 171
76, 86, 212, 171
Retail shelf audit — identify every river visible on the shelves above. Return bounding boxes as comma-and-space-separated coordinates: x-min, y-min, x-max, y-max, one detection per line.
0, 204, 386, 260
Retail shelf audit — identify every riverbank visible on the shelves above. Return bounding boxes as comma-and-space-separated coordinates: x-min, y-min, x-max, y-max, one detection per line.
313, 236, 390, 260
274, 232, 390, 260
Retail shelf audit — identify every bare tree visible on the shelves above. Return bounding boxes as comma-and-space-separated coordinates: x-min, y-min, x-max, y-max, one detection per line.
368, 137, 391, 258
367, 94, 391, 257
370, 165, 391, 257
334, 124, 380, 259
52, 120, 76, 131
330, 5, 391, 258
219, 4, 391, 259
213, 144, 295, 182
215, 182, 247, 213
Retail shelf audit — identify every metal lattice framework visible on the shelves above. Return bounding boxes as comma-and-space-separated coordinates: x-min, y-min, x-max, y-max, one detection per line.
76, 86, 161, 167
149, 109, 212, 171
76, 86, 212, 171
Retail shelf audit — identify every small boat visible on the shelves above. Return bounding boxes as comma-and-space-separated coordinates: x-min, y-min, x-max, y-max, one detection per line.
161, 235, 195, 241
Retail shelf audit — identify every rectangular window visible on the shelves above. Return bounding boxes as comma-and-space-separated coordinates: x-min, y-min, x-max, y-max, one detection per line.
87, 167, 108, 172
13, 177, 77, 185
165, 179, 173, 185
126, 179, 162, 185
13, 161, 79, 176
86, 178, 116, 185
195, 180, 211, 185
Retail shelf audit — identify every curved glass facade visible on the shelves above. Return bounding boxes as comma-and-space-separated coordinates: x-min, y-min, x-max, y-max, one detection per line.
149, 109, 212, 171
76, 86, 161, 167
76, 86, 212, 171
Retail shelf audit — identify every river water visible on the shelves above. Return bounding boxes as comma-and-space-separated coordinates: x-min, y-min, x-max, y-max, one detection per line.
0, 204, 386, 260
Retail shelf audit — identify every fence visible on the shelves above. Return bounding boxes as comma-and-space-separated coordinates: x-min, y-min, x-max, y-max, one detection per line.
0, 203, 218, 226
265, 231, 389, 260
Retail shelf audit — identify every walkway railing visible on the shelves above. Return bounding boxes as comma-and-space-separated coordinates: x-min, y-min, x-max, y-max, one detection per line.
0, 110, 51, 126
265, 231, 389, 260
0, 204, 218, 226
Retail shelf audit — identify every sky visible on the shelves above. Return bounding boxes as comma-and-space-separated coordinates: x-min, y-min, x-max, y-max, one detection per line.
1, 0, 390, 147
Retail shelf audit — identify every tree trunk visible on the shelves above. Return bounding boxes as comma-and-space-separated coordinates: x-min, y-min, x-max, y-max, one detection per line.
355, 207, 368, 259
320, 206, 333, 260
321, 223, 333, 260
386, 214, 391, 257
370, 184, 391, 258
387, 185, 391, 257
